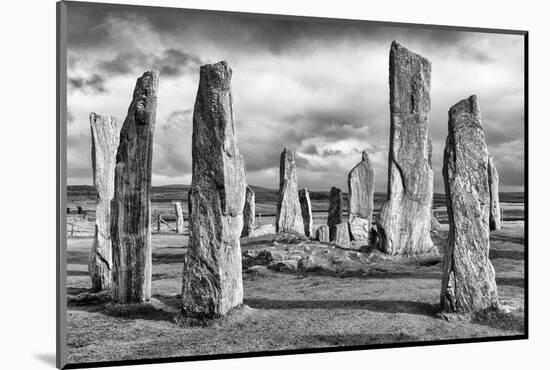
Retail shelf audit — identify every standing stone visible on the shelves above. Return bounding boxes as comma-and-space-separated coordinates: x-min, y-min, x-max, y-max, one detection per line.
488, 156, 501, 231
299, 188, 313, 237
348, 151, 375, 243
441, 95, 499, 313
378, 41, 436, 256
315, 225, 330, 242
333, 223, 350, 247
327, 187, 343, 241
182, 61, 247, 317
111, 70, 159, 304
276, 148, 305, 234
174, 202, 184, 234
89, 113, 120, 291
241, 186, 255, 237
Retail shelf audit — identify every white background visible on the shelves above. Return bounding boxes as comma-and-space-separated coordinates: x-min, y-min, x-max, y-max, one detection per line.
0, 0, 545, 369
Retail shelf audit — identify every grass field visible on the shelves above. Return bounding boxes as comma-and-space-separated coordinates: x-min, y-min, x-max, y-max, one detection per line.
65, 216, 525, 365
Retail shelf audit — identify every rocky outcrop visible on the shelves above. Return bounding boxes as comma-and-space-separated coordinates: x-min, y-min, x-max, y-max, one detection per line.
431, 214, 442, 232
348, 151, 375, 243
250, 224, 276, 237
276, 148, 304, 234
111, 70, 159, 304
182, 61, 247, 318
241, 186, 256, 237
378, 41, 436, 256
333, 223, 350, 247
89, 113, 120, 291
299, 188, 313, 237
316, 225, 330, 242
327, 187, 343, 241
441, 95, 499, 313
488, 156, 501, 231
174, 202, 184, 234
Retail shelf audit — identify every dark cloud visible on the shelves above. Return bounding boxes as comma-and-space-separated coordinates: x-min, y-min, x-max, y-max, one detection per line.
98, 48, 202, 77
68, 73, 107, 94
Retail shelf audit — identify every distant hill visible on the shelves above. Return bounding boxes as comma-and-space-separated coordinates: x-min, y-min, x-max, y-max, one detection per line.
67, 185, 524, 205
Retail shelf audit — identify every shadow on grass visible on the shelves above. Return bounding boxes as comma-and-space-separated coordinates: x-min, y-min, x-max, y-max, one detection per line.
490, 234, 525, 244
496, 276, 525, 288
152, 252, 186, 264
244, 298, 438, 317
489, 249, 524, 261
67, 270, 89, 277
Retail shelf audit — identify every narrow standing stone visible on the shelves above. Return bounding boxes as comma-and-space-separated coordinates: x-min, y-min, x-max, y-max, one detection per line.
299, 188, 313, 237
348, 151, 375, 243
488, 156, 501, 231
378, 41, 436, 256
111, 70, 159, 304
174, 202, 184, 234
315, 225, 330, 242
276, 148, 305, 234
241, 186, 255, 237
441, 95, 499, 313
182, 61, 247, 317
327, 187, 343, 241
89, 113, 120, 291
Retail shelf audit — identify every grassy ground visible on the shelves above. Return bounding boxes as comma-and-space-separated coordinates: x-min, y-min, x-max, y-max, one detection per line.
65, 220, 525, 365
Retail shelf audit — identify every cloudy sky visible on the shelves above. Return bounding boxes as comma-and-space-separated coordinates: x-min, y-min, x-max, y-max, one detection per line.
66, 3, 525, 192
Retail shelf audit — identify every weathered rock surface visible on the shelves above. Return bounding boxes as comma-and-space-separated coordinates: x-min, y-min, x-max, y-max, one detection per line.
299, 188, 313, 237
249, 224, 276, 237
276, 148, 305, 234
242, 233, 441, 277
315, 225, 330, 242
378, 41, 436, 256
327, 187, 343, 240
241, 186, 255, 237
111, 70, 159, 304
182, 61, 247, 318
333, 222, 350, 247
348, 151, 375, 243
441, 95, 499, 313
488, 156, 501, 231
89, 113, 121, 291
174, 202, 184, 234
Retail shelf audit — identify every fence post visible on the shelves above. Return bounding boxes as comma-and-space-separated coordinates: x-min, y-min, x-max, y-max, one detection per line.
71, 223, 74, 237
157, 214, 161, 232
258, 213, 261, 226
500, 207, 504, 222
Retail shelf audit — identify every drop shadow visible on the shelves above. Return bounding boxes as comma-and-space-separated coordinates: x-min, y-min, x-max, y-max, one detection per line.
33, 353, 56, 367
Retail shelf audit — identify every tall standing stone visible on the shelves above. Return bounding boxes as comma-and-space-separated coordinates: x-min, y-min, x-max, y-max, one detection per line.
441, 95, 499, 313
89, 113, 120, 291
182, 61, 247, 317
174, 202, 184, 234
299, 188, 313, 237
276, 148, 305, 234
241, 186, 255, 237
348, 151, 375, 243
378, 41, 436, 256
327, 187, 343, 241
488, 156, 501, 231
111, 70, 159, 304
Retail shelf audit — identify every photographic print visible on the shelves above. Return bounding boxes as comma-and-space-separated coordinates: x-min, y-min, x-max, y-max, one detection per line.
57, 1, 527, 368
